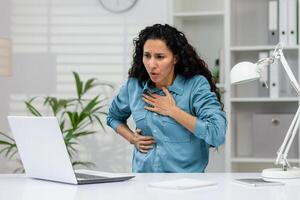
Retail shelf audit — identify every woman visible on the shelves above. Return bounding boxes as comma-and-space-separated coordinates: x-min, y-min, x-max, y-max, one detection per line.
107, 24, 227, 172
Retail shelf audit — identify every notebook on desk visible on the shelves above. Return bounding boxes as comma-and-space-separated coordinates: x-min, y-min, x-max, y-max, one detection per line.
234, 178, 284, 187
7, 116, 134, 185
148, 178, 217, 190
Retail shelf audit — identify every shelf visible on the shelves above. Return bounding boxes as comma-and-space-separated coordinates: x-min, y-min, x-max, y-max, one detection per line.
230, 45, 299, 52
172, 0, 224, 14
232, 157, 300, 163
216, 83, 225, 88
227, 0, 300, 173
173, 11, 224, 18
230, 97, 299, 103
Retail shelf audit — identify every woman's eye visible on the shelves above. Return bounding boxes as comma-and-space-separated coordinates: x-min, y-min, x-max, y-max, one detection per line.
143, 54, 150, 59
157, 55, 164, 59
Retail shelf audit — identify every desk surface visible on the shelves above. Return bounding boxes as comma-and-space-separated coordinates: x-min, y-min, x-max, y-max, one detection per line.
1, 173, 300, 200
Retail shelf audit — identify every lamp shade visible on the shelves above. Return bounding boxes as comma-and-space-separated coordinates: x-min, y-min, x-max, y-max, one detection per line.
230, 61, 260, 84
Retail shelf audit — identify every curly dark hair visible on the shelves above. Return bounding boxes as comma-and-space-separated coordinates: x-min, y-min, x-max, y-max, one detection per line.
128, 23, 222, 107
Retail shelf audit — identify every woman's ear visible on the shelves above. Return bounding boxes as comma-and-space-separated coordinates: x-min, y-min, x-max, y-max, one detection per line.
174, 55, 179, 64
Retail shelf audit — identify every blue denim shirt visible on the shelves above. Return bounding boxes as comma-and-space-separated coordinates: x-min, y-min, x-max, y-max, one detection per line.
106, 75, 227, 172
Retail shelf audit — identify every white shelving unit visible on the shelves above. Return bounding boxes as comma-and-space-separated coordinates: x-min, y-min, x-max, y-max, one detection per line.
169, 0, 300, 173
170, 0, 300, 173
170, 0, 225, 75
226, 0, 300, 172
170, 0, 226, 172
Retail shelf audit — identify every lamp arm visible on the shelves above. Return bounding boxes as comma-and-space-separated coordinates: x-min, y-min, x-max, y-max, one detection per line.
276, 104, 300, 168
273, 48, 300, 169
277, 50, 300, 95
283, 109, 300, 164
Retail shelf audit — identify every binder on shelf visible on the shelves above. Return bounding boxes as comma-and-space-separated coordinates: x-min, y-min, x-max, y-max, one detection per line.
258, 52, 269, 84
279, 0, 288, 45
268, 1, 279, 45
258, 51, 269, 97
269, 50, 279, 98
287, 0, 297, 45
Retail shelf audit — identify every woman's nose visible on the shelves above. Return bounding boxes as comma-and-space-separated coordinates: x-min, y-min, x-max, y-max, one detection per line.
148, 58, 157, 69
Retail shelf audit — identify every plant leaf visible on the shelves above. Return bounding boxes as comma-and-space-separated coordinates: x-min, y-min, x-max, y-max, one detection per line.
79, 96, 99, 121
0, 140, 13, 145
0, 71, 113, 172
59, 120, 65, 133
72, 131, 96, 138
0, 146, 10, 155
83, 78, 96, 94
0, 132, 14, 141
5, 144, 17, 157
72, 161, 95, 168
25, 101, 42, 116
93, 115, 106, 132
13, 167, 25, 173
73, 71, 83, 100
8, 149, 18, 159
67, 112, 80, 130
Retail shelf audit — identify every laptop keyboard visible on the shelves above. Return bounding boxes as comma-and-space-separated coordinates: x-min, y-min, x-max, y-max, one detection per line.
75, 172, 107, 180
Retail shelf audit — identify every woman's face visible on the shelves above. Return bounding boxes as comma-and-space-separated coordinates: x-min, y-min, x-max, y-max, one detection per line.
143, 39, 177, 88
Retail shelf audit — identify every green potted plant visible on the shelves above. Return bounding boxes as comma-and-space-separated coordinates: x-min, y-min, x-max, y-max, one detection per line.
0, 72, 114, 172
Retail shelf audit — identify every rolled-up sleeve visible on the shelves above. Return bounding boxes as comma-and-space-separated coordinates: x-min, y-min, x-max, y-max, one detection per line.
106, 80, 132, 131
191, 76, 227, 147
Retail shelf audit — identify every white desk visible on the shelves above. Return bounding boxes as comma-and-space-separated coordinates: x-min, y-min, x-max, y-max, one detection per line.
0, 173, 300, 200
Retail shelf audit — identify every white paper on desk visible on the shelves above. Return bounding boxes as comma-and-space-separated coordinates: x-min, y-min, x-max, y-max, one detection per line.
148, 178, 217, 190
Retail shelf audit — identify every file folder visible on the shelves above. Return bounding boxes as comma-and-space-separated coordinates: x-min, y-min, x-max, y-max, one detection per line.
258, 51, 269, 97
269, 50, 279, 98
279, 0, 288, 45
268, 1, 279, 45
287, 0, 297, 45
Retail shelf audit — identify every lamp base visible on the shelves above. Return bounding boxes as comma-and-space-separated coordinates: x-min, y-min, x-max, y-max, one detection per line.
262, 167, 300, 179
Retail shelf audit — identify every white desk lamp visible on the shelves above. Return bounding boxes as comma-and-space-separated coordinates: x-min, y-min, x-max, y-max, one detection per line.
230, 43, 300, 179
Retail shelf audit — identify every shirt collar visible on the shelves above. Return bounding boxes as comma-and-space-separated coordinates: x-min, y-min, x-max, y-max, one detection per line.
142, 75, 184, 95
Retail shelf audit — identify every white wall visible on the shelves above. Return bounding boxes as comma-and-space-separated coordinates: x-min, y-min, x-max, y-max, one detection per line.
0, 0, 226, 173
0, 0, 170, 173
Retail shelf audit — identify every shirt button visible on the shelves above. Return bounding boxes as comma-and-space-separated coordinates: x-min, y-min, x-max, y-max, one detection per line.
154, 113, 158, 116
153, 130, 157, 133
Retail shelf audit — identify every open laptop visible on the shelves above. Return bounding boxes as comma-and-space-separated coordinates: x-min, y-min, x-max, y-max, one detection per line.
7, 116, 135, 185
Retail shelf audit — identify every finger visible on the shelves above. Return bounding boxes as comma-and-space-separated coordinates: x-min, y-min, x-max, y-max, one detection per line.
142, 97, 155, 106
135, 128, 142, 134
139, 145, 154, 153
145, 91, 155, 97
139, 140, 156, 145
162, 87, 170, 96
142, 93, 156, 101
142, 94, 157, 104
135, 130, 155, 139
150, 93, 162, 98
135, 133, 154, 140
144, 105, 156, 112
140, 135, 155, 140
139, 145, 154, 150
139, 149, 149, 154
